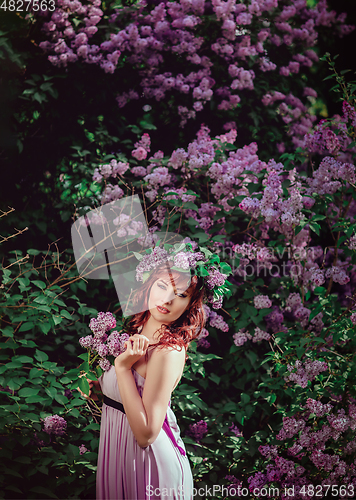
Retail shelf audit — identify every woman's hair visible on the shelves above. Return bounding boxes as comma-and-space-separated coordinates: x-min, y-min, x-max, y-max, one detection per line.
126, 263, 206, 357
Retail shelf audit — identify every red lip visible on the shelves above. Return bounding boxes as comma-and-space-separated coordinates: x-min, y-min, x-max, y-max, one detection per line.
156, 305, 170, 314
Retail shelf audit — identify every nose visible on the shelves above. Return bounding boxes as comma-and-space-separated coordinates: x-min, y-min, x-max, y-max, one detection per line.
162, 288, 175, 304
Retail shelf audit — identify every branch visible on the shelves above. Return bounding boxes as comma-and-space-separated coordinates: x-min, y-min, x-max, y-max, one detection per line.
0, 226, 28, 244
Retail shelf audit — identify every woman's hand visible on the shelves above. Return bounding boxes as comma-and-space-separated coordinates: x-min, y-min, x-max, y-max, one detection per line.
114, 334, 150, 372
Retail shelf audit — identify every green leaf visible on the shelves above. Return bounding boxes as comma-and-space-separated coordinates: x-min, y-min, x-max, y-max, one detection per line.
195, 233, 210, 243
6, 360, 23, 369
5, 485, 23, 494
241, 393, 250, 404
1, 326, 14, 337
337, 235, 348, 248
132, 251, 143, 261
55, 394, 69, 405
18, 387, 40, 397
309, 222, 321, 236
60, 310, 73, 320
78, 376, 90, 396
78, 353, 89, 361
29, 487, 59, 499
183, 202, 198, 210
296, 347, 304, 359
14, 456, 31, 464
209, 373, 220, 384
139, 120, 157, 130
309, 305, 322, 321
212, 235, 225, 243
45, 387, 57, 399
18, 322, 34, 332
17, 277, 30, 287
32, 280, 46, 289
15, 355, 33, 364
311, 215, 326, 221
34, 295, 49, 304
52, 315, 63, 325
39, 322, 51, 334
3, 467, 23, 478
35, 349, 49, 362
27, 249, 41, 255
37, 305, 52, 313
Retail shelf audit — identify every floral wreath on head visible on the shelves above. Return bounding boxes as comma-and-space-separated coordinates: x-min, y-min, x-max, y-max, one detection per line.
133, 241, 233, 310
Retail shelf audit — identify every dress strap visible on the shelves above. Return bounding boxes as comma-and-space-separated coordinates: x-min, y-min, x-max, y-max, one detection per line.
163, 414, 186, 456
164, 400, 186, 456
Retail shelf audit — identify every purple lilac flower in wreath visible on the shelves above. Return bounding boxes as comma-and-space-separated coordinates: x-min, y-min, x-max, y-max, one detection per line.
133, 241, 232, 310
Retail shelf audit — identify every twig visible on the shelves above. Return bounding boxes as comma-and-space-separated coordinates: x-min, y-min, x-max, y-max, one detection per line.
0, 207, 15, 218
2, 254, 29, 270
0, 227, 28, 244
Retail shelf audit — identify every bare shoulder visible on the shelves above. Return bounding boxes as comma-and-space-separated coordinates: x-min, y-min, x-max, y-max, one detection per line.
146, 345, 186, 391
150, 344, 186, 364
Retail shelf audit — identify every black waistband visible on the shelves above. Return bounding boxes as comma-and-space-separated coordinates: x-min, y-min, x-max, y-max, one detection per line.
103, 395, 126, 414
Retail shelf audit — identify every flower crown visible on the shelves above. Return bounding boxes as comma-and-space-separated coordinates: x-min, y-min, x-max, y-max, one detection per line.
133, 242, 233, 309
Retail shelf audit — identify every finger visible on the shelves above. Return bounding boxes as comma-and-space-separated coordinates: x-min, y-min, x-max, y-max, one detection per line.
141, 338, 149, 352
132, 337, 141, 353
134, 337, 145, 354
123, 340, 132, 352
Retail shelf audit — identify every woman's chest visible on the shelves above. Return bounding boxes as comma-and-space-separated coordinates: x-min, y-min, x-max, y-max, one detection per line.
131, 355, 148, 379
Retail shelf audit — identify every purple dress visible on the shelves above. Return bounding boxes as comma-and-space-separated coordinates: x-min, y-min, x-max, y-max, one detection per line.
96, 366, 194, 500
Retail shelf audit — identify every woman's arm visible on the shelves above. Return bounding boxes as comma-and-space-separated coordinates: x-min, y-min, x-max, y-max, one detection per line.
115, 338, 185, 448
142, 347, 186, 446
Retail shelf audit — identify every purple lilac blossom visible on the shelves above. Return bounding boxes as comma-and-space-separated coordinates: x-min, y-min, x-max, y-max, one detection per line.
42, 415, 67, 436
79, 444, 88, 454
186, 420, 208, 442
229, 423, 243, 437
81, 312, 128, 371
233, 329, 252, 346
135, 247, 170, 282
284, 359, 328, 388
350, 312, 356, 325
252, 327, 271, 342
304, 398, 333, 417
208, 311, 229, 332
254, 294, 272, 309
38, 0, 353, 145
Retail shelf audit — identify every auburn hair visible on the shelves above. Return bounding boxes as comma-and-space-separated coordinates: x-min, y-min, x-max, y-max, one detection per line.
126, 263, 206, 359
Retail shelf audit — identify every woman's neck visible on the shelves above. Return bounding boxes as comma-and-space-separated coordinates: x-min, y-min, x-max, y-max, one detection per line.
140, 315, 167, 344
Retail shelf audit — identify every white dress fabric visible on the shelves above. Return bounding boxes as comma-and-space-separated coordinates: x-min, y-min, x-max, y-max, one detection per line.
96, 365, 194, 500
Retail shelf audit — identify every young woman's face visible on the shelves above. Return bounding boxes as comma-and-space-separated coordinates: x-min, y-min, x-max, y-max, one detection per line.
148, 276, 192, 325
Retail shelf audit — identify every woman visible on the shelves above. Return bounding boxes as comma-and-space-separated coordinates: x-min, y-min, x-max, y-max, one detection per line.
94, 244, 231, 500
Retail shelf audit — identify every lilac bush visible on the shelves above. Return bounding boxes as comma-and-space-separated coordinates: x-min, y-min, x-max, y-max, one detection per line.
70, 87, 356, 492
35, 0, 354, 152
249, 396, 356, 499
